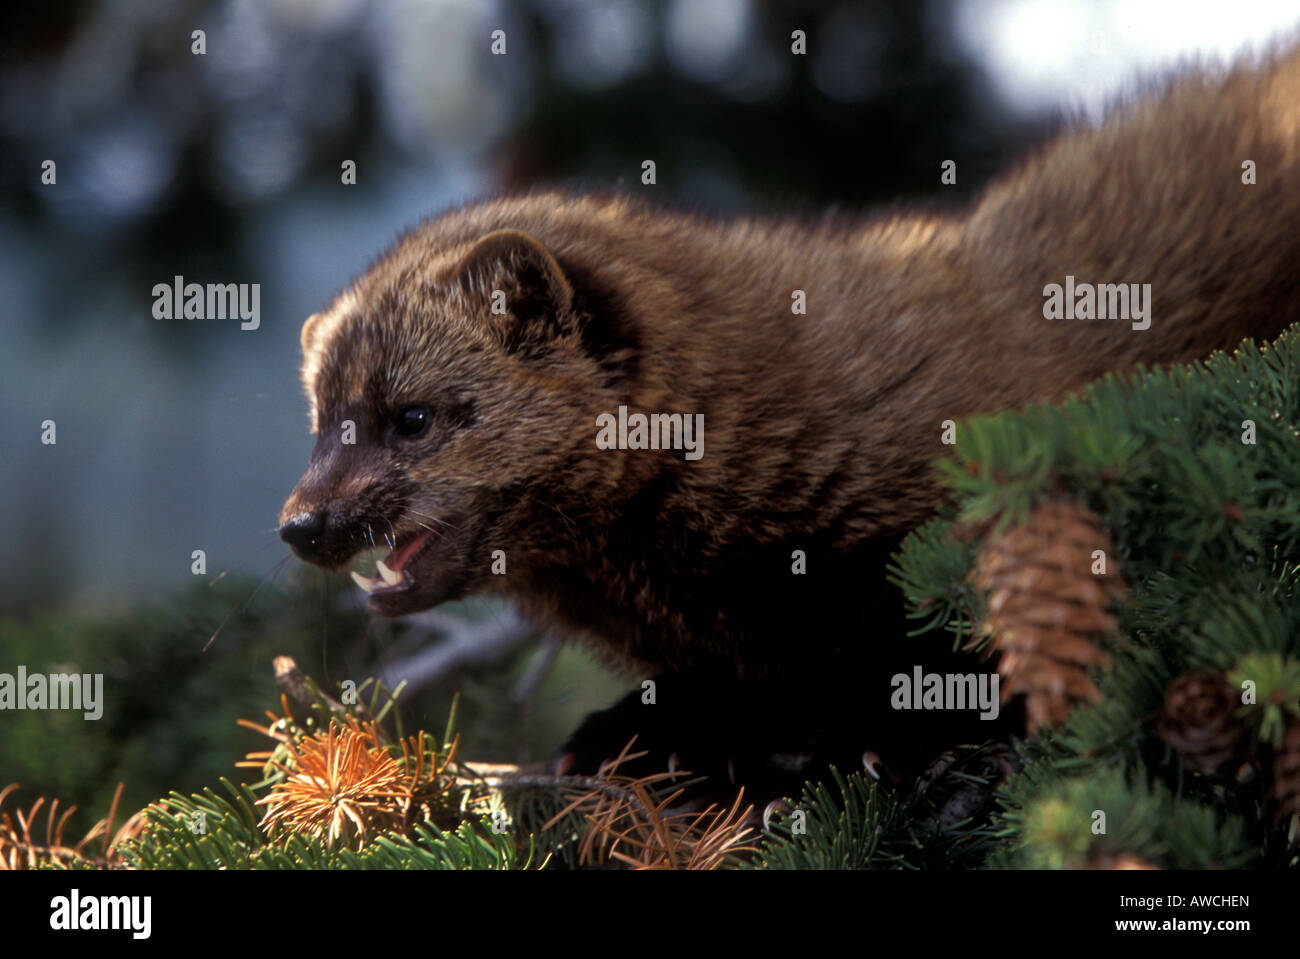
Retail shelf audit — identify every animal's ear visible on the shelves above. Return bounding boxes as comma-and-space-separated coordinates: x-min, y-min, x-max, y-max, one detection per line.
300, 312, 324, 355
453, 229, 576, 352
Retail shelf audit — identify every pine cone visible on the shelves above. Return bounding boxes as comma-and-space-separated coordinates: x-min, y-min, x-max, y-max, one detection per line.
971, 498, 1124, 731
1275, 718, 1300, 824
1157, 671, 1249, 775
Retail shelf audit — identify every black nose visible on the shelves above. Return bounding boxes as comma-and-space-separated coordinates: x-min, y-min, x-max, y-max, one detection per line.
279, 511, 326, 550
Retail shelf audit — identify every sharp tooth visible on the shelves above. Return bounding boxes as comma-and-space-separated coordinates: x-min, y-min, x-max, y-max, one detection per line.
351, 570, 380, 593
376, 559, 403, 587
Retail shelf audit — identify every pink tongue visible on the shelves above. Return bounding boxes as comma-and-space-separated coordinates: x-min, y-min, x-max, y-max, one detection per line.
385, 530, 435, 572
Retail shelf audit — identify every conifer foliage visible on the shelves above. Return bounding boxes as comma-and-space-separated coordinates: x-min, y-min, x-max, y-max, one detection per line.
892, 327, 1300, 868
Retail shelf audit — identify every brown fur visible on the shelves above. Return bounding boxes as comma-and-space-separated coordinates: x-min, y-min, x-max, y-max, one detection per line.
282, 48, 1300, 695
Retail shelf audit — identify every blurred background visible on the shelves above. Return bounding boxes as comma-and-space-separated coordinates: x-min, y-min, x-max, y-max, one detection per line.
2, 0, 1298, 832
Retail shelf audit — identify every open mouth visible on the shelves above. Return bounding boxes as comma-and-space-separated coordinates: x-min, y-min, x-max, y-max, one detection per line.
349, 529, 438, 596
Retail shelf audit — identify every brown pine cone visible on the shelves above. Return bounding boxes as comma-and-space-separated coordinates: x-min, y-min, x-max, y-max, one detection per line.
1157, 671, 1249, 775
971, 498, 1124, 731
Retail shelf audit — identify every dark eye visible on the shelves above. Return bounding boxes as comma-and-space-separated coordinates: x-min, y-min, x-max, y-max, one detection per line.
393, 406, 431, 438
